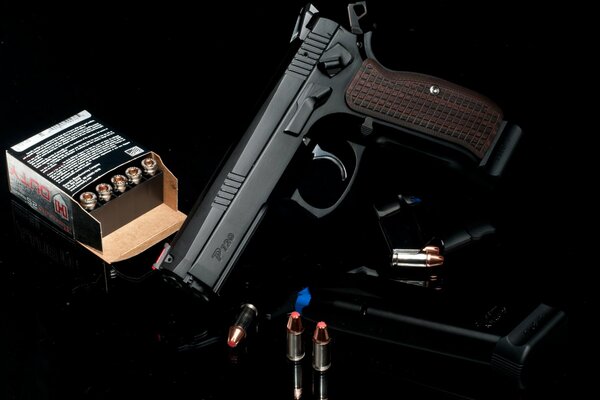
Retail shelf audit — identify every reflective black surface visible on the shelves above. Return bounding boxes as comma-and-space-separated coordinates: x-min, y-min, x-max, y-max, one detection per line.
1, 1, 586, 398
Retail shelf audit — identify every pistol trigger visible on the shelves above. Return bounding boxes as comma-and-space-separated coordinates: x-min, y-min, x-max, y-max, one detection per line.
312, 144, 347, 181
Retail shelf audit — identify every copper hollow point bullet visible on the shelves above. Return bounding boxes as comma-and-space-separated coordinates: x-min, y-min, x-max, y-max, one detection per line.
125, 166, 142, 185
312, 321, 331, 372
287, 311, 305, 361
141, 157, 158, 176
391, 246, 444, 268
227, 303, 258, 348
111, 174, 128, 193
423, 245, 441, 255
95, 183, 112, 202
79, 191, 97, 210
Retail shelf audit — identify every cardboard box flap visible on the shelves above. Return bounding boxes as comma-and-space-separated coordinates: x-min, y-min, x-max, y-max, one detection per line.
81, 203, 186, 263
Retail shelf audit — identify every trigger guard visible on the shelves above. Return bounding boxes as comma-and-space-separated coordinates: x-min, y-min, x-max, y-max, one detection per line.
292, 141, 365, 218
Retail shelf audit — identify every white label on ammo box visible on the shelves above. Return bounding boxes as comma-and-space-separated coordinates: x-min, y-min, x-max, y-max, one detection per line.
10, 111, 148, 195
11, 110, 92, 152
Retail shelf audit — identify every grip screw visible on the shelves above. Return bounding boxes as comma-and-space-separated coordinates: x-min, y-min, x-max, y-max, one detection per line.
429, 85, 440, 95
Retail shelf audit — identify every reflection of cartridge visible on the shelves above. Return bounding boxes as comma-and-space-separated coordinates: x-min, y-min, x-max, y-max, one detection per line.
391, 246, 444, 268
287, 311, 305, 361
110, 174, 128, 193
79, 192, 97, 210
95, 183, 113, 202
125, 166, 142, 185
227, 303, 258, 348
292, 359, 303, 399
312, 369, 329, 400
141, 157, 158, 176
395, 274, 444, 290
312, 321, 331, 372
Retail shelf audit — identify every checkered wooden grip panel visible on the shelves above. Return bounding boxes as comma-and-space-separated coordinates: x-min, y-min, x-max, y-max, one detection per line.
346, 59, 503, 159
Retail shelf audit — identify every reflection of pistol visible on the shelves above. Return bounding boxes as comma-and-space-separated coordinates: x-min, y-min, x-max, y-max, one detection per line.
154, 3, 521, 294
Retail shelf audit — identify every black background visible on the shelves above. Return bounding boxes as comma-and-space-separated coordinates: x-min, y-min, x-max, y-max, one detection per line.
0, 1, 587, 399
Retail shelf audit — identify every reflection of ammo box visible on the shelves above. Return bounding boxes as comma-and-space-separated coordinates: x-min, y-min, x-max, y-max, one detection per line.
6, 110, 186, 262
